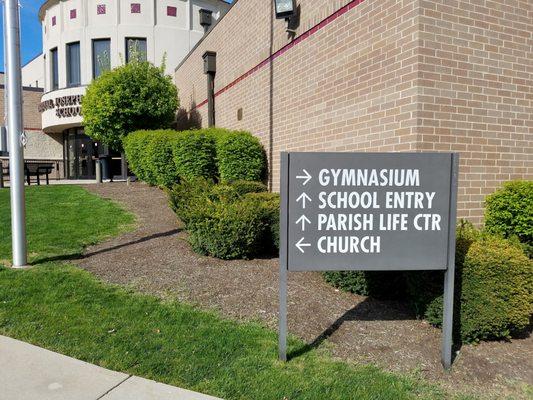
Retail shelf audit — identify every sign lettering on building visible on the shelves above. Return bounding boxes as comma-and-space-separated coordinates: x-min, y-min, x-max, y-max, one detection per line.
278, 152, 459, 369
38, 94, 83, 118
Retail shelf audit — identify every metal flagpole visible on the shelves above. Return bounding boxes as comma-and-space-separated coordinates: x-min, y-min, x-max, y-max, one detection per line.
1, 0, 8, 152
4, 0, 27, 267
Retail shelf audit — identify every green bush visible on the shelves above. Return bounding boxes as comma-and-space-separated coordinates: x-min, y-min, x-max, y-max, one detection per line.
425, 235, 532, 342
83, 60, 178, 150
173, 130, 217, 181
245, 192, 280, 252
188, 199, 268, 260
209, 180, 268, 204
167, 178, 214, 227
216, 131, 267, 182
405, 220, 479, 317
124, 128, 268, 187
323, 271, 370, 295
231, 180, 268, 196
485, 180, 533, 251
168, 181, 278, 258
145, 130, 181, 187
323, 271, 406, 299
123, 130, 158, 184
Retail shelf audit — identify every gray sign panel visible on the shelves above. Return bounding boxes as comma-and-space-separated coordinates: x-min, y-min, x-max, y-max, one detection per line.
281, 152, 457, 272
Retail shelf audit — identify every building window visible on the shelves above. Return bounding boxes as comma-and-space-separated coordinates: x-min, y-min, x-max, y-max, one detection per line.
66, 42, 81, 87
131, 3, 141, 13
125, 38, 147, 62
50, 47, 59, 90
97, 4, 106, 15
92, 39, 111, 78
167, 6, 177, 17
70, 9, 77, 19
51, 16, 56, 26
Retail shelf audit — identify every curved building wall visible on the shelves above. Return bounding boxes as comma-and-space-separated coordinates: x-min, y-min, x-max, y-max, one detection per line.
39, 0, 229, 132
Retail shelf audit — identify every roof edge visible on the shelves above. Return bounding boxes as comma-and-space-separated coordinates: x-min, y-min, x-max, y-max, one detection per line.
175, 0, 238, 72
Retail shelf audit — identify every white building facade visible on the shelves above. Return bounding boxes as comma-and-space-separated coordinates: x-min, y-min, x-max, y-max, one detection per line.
32, 0, 229, 179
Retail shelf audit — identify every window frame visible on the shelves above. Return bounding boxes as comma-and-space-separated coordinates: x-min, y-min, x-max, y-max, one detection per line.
92, 38, 111, 79
66, 41, 81, 87
50, 47, 59, 90
125, 37, 147, 63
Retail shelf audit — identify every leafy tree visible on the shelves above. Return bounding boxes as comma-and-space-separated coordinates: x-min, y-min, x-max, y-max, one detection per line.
82, 60, 179, 150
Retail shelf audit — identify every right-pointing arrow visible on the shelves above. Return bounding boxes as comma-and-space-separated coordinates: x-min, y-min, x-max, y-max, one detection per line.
296, 192, 312, 209
295, 215, 311, 231
295, 237, 311, 253
296, 169, 312, 185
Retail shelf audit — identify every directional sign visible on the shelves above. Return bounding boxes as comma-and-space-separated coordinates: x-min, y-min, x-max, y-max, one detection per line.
278, 152, 460, 370
281, 152, 457, 272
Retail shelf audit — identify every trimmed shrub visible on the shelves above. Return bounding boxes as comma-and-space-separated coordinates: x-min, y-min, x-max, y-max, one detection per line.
323, 271, 370, 296
405, 220, 479, 317
187, 199, 268, 260
485, 180, 533, 252
167, 178, 214, 227
209, 180, 268, 204
168, 180, 278, 258
124, 128, 268, 186
145, 130, 181, 187
216, 131, 267, 182
173, 130, 218, 181
245, 192, 280, 252
425, 235, 533, 342
231, 180, 268, 197
323, 271, 406, 299
123, 130, 158, 184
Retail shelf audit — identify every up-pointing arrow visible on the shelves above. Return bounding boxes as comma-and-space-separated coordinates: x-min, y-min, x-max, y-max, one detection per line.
296, 192, 311, 209
295, 215, 311, 231
295, 237, 311, 253
296, 169, 312, 185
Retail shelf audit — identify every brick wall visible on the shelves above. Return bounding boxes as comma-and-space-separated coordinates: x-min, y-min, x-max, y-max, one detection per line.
0, 87, 64, 162
174, 0, 532, 224
0, 86, 43, 131
415, 0, 533, 222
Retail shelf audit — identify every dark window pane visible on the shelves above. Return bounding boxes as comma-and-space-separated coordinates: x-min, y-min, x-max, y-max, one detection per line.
125, 38, 147, 63
50, 48, 59, 90
66, 42, 81, 86
93, 39, 111, 78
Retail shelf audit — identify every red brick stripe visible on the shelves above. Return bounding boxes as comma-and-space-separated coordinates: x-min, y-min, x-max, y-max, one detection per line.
194, 0, 367, 109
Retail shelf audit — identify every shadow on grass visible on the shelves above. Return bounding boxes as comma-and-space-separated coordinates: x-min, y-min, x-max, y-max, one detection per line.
32, 228, 181, 265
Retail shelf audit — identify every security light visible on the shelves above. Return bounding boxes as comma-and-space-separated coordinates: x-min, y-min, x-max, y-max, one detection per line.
274, 0, 296, 19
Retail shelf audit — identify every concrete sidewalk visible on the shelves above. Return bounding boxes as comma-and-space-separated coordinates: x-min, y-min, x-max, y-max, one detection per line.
0, 336, 222, 400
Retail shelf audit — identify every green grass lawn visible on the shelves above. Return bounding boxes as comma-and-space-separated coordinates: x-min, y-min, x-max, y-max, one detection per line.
0, 185, 135, 264
0, 186, 472, 400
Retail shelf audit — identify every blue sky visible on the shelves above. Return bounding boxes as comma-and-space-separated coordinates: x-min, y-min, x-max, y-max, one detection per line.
0, 0, 42, 71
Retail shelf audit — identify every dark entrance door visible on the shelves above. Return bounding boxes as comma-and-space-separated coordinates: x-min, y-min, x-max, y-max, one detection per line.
64, 128, 98, 179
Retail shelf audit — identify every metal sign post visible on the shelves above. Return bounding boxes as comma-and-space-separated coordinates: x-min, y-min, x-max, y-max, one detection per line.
279, 152, 459, 369
3, 0, 28, 267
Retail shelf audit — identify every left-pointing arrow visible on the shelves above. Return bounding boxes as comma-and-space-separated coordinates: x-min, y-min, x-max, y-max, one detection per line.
295, 237, 311, 253
295, 215, 311, 231
296, 192, 311, 208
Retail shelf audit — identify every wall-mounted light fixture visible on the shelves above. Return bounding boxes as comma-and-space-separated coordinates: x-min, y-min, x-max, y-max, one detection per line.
274, 0, 296, 19
199, 9, 213, 34
203, 51, 217, 127
274, 0, 299, 36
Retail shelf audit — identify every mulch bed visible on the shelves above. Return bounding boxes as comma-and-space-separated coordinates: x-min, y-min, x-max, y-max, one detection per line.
77, 182, 532, 399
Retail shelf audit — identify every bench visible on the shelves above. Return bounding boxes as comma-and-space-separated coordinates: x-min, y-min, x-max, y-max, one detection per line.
25, 162, 54, 186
